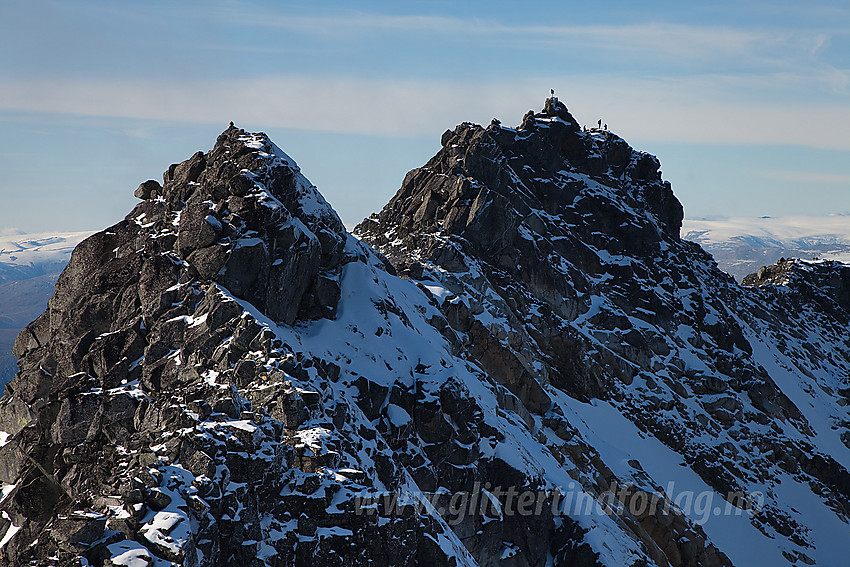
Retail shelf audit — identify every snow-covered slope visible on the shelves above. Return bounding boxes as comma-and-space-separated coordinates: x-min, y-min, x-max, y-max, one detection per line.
0, 106, 848, 567
683, 216, 850, 281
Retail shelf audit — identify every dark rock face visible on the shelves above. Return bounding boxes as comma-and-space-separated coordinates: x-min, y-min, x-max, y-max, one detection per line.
358, 100, 686, 406
0, 101, 848, 567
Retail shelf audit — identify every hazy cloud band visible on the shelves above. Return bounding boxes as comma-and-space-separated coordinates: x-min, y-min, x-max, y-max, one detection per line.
2, 75, 849, 150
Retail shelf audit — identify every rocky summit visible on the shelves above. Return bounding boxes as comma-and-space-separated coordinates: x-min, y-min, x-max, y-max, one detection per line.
0, 100, 848, 567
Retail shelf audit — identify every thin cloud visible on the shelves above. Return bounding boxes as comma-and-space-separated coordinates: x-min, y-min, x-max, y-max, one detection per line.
1, 75, 849, 151
758, 170, 850, 185
217, 8, 828, 68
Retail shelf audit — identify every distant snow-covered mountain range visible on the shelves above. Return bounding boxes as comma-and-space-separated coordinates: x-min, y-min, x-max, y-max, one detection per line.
0, 230, 93, 283
0, 230, 92, 388
682, 215, 850, 281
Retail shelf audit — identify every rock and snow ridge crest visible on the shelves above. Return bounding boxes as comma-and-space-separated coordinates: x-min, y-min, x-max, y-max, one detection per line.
0, 103, 848, 567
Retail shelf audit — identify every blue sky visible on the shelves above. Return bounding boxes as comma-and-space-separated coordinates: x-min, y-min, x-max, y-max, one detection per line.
2, 0, 849, 232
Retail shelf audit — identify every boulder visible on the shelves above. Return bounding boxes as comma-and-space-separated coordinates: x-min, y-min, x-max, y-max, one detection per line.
134, 180, 162, 200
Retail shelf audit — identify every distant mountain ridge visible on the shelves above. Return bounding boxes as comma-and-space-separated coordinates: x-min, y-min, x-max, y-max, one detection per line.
683, 215, 850, 281
0, 231, 92, 283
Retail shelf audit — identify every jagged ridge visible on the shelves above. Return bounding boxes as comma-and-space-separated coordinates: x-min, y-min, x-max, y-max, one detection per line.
0, 99, 847, 567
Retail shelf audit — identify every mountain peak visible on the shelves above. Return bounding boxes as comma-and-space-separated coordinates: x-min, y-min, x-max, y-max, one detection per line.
129, 123, 349, 325
358, 98, 683, 283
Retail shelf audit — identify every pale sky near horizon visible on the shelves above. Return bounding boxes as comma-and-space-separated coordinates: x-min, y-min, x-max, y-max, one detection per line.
2, 1, 849, 233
